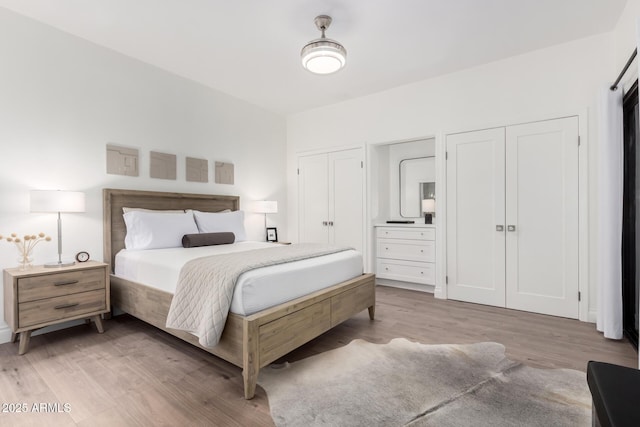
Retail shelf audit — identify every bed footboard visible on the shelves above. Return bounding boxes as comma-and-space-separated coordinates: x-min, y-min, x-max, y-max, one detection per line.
111, 273, 376, 399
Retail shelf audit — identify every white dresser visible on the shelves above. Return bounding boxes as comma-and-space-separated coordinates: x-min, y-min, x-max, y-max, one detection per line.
375, 225, 435, 286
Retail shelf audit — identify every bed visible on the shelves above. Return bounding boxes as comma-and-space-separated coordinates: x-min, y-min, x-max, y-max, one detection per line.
103, 188, 375, 399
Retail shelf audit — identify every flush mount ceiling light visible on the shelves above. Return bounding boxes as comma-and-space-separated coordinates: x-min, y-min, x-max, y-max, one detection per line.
301, 15, 347, 75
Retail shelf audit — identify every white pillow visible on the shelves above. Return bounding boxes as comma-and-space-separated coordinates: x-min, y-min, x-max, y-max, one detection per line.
123, 211, 199, 250
193, 210, 246, 242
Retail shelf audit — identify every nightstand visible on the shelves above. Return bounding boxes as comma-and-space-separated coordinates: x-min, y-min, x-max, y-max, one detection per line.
3, 261, 110, 355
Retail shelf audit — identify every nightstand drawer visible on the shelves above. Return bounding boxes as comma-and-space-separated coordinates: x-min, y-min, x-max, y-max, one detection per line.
18, 268, 105, 303
18, 289, 106, 328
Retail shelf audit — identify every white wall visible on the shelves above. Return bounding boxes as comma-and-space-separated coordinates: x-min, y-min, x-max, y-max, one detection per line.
613, 0, 640, 78
287, 32, 614, 320
0, 8, 287, 342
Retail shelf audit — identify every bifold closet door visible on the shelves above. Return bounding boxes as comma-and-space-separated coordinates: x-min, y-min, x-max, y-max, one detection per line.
298, 148, 363, 252
505, 117, 579, 318
446, 117, 579, 318
446, 128, 506, 307
298, 153, 329, 243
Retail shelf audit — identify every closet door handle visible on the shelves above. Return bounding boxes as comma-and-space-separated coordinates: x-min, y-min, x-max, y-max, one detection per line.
507, 225, 516, 232
496, 225, 504, 232
322, 221, 328, 226
328, 221, 334, 226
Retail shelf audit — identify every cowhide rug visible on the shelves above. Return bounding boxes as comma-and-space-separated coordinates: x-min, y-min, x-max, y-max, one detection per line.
257, 339, 590, 426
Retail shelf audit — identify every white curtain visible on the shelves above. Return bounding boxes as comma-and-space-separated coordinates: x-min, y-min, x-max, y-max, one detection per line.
596, 86, 623, 339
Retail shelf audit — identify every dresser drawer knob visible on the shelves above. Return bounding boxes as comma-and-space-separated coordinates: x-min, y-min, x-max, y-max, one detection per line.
54, 303, 79, 310
54, 280, 79, 286
385, 267, 389, 270
420, 271, 424, 274
420, 249, 424, 253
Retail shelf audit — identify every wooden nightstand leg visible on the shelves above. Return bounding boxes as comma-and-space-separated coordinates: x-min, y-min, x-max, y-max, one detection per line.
92, 315, 105, 333
11, 332, 18, 343
18, 331, 31, 355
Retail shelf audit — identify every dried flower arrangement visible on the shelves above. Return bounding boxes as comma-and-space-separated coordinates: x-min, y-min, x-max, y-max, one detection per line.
1, 232, 52, 269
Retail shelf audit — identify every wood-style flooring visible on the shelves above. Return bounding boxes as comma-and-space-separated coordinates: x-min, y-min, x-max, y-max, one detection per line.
0, 285, 636, 426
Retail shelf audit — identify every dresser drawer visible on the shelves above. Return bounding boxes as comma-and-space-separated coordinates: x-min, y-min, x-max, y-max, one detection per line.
377, 239, 435, 262
376, 227, 435, 241
376, 259, 435, 285
18, 268, 105, 303
18, 289, 106, 328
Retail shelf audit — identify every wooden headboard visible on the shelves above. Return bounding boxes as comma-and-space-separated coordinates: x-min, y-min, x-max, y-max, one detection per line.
103, 188, 240, 272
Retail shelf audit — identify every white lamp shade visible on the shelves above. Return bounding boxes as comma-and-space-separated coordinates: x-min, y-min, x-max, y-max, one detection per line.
30, 190, 86, 213
253, 200, 278, 214
422, 199, 435, 214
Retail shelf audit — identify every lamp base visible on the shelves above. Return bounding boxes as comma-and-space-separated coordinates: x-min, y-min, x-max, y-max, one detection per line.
44, 260, 76, 268
424, 213, 433, 224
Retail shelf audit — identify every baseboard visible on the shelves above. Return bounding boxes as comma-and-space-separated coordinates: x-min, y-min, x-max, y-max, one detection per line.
376, 279, 435, 294
0, 324, 12, 344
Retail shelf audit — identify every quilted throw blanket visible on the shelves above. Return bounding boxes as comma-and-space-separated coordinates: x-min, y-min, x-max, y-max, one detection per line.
166, 243, 353, 348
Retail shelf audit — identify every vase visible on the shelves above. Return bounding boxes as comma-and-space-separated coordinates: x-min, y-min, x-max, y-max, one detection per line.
18, 252, 33, 270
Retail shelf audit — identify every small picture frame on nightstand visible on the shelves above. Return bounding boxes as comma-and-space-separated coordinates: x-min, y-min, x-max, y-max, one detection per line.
266, 227, 278, 242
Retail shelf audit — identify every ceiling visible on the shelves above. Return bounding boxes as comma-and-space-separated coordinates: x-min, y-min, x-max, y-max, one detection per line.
0, 0, 628, 115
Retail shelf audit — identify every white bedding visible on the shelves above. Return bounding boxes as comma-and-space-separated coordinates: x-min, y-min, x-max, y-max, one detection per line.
114, 241, 363, 316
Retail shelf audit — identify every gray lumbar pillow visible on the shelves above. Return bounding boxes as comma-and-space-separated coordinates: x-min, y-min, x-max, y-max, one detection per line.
182, 232, 235, 248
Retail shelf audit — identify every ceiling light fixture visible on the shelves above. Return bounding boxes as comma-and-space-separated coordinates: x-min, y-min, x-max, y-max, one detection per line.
301, 15, 347, 75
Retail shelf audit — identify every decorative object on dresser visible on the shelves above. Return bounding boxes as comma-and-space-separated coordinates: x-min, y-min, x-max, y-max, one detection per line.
30, 190, 86, 267
422, 198, 435, 224
376, 225, 435, 287
1, 232, 52, 270
3, 261, 110, 355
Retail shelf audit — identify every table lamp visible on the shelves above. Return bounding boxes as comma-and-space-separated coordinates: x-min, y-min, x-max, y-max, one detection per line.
422, 199, 435, 224
253, 200, 278, 229
30, 190, 86, 267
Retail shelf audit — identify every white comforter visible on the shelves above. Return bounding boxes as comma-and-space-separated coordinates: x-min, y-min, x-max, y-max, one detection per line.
165, 243, 353, 348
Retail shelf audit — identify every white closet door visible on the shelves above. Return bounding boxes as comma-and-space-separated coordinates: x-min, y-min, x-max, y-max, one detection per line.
329, 149, 364, 252
505, 117, 579, 318
446, 128, 506, 306
298, 153, 329, 243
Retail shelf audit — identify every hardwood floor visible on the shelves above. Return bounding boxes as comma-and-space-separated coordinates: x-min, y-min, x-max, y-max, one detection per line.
0, 285, 636, 426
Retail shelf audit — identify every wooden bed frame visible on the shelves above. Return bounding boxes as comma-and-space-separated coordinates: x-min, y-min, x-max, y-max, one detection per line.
103, 188, 375, 399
